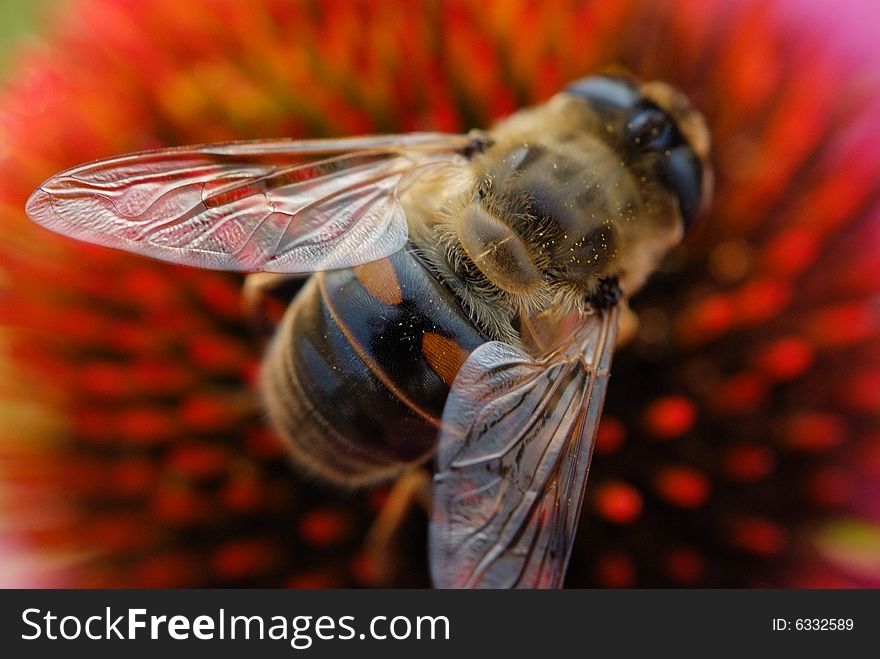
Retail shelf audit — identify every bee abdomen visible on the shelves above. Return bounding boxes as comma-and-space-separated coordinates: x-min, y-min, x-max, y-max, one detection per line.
260, 247, 486, 488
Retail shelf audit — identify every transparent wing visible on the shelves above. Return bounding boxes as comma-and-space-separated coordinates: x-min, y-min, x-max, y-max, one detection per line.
430, 306, 620, 589
25, 133, 471, 273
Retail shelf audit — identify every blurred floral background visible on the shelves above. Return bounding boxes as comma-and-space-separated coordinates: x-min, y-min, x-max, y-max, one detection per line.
0, 0, 878, 588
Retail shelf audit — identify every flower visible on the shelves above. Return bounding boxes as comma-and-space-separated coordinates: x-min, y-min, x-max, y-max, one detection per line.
0, 0, 878, 587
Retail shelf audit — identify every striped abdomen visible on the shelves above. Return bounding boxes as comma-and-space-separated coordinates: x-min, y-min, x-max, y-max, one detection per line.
261, 246, 486, 487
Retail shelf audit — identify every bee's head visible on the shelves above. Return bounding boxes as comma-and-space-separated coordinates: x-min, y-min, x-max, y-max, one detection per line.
456, 75, 712, 308
565, 75, 712, 232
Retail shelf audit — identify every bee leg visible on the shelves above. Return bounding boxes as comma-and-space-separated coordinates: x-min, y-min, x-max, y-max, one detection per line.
242, 273, 307, 342
361, 468, 432, 586
585, 278, 637, 347
586, 276, 622, 310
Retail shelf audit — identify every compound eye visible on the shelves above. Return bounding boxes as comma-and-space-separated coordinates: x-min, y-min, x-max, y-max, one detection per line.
626, 107, 676, 152
565, 76, 640, 109
665, 146, 704, 231
627, 107, 704, 231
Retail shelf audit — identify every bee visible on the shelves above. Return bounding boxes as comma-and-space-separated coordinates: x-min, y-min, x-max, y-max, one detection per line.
26, 75, 711, 589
